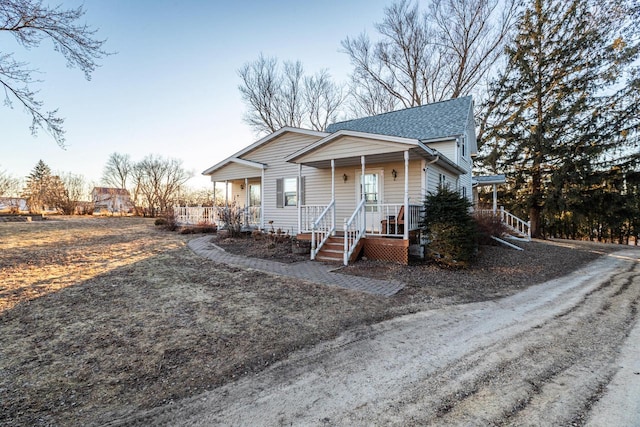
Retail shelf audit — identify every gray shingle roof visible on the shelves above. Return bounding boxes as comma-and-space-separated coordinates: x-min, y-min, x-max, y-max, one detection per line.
327, 96, 472, 141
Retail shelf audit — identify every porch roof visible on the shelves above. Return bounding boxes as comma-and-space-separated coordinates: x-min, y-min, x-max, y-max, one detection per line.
473, 174, 506, 186
286, 130, 466, 175
201, 127, 327, 176
202, 157, 266, 177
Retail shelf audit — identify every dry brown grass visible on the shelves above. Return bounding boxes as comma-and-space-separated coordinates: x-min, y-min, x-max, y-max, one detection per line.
0, 217, 608, 426
1, 217, 391, 426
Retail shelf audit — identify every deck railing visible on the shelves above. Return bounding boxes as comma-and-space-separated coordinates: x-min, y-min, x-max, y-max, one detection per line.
310, 200, 335, 260
343, 199, 366, 265
369, 203, 422, 237
173, 206, 219, 225
173, 206, 261, 228
301, 204, 327, 233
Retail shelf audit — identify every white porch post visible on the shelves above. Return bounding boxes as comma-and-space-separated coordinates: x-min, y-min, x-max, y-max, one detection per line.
260, 169, 265, 230
404, 150, 409, 240
361, 155, 366, 231
245, 177, 249, 226
225, 180, 229, 207
212, 180, 217, 224
492, 183, 498, 214
244, 178, 249, 207
297, 163, 302, 234
331, 159, 335, 234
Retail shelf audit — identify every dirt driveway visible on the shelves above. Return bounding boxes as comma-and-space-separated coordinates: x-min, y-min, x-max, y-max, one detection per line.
111, 249, 640, 426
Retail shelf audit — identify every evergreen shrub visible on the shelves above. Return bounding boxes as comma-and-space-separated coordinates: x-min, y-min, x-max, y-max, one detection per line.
422, 187, 477, 268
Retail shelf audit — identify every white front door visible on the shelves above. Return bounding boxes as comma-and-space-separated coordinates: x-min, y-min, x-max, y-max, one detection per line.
357, 171, 383, 233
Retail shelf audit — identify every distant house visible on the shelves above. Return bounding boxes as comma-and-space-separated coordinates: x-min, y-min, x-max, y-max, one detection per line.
0, 197, 28, 213
91, 187, 133, 215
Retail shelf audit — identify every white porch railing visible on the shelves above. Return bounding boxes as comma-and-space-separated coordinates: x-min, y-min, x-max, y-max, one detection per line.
477, 207, 531, 240
173, 206, 261, 228
368, 203, 422, 237
310, 200, 335, 260
301, 204, 327, 233
173, 206, 219, 225
343, 199, 366, 265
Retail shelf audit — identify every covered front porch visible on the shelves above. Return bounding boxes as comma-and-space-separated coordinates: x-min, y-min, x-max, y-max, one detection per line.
287, 131, 465, 265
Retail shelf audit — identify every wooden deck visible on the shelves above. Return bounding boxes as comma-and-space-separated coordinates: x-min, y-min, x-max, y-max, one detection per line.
296, 233, 414, 265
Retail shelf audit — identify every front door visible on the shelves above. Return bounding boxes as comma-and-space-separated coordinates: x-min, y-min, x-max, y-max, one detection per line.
357, 171, 383, 232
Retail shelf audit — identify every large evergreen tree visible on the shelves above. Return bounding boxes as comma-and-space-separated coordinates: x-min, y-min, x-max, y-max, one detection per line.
21, 160, 64, 213
481, 0, 640, 237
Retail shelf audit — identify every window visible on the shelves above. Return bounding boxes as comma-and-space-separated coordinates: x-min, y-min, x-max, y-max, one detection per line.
276, 177, 304, 208
461, 136, 466, 158
284, 178, 297, 206
439, 173, 446, 188
361, 173, 379, 203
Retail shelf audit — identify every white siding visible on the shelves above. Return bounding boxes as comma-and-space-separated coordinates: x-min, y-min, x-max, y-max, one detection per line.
427, 140, 456, 162
295, 136, 415, 163
425, 164, 458, 195
209, 162, 262, 182
459, 113, 476, 202
243, 132, 323, 234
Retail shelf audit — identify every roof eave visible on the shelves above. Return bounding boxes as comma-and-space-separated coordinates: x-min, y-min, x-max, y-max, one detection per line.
202, 127, 329, 175
202, 157, 266, 176
286, 130, 420, 163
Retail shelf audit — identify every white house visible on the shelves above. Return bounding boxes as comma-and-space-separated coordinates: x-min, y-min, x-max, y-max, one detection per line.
91, 187, 133, 215
201, 97, 477, 264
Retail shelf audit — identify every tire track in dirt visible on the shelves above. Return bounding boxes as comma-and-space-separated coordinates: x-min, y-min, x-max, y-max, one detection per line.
395, 261, 640, 426
107, 250, 640, 427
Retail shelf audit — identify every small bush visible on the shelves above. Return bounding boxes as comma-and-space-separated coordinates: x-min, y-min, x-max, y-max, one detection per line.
422, 187, 477, 268
160, 209, 178, 231
474, 212, 509, 245
217, 202, 244, 238
155, 218, 167, 226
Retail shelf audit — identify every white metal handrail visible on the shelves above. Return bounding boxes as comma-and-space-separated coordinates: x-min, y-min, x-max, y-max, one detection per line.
343, 199, 366, 265
310, 200, 335, 260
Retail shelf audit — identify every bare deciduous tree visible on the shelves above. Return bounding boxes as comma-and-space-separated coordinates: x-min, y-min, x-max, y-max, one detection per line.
49, 172, 87, 214
0, 0, 110, 147
0, 169, 21, 197
342, 0, 517, 115
304, 70, 344, 131
134, 155, 192, 217
238, 55, 344, 134
102, 152, 132, 189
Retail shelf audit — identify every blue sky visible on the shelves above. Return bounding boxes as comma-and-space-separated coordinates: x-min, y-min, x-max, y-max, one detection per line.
1, 0, 390, 189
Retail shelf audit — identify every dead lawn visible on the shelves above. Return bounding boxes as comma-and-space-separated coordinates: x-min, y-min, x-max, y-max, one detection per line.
0, 217, 609, 426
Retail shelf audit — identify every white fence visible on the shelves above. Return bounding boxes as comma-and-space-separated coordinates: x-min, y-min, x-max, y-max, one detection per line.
173, 206, 261, 228
173, 206, 219, 225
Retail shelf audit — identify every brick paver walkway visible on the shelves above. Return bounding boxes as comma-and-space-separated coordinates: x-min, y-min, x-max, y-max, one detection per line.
187, 236, 405, 297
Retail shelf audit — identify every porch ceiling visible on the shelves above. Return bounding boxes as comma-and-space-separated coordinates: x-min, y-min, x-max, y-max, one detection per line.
299, 149, 424, 169
298, 147, 465, 175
